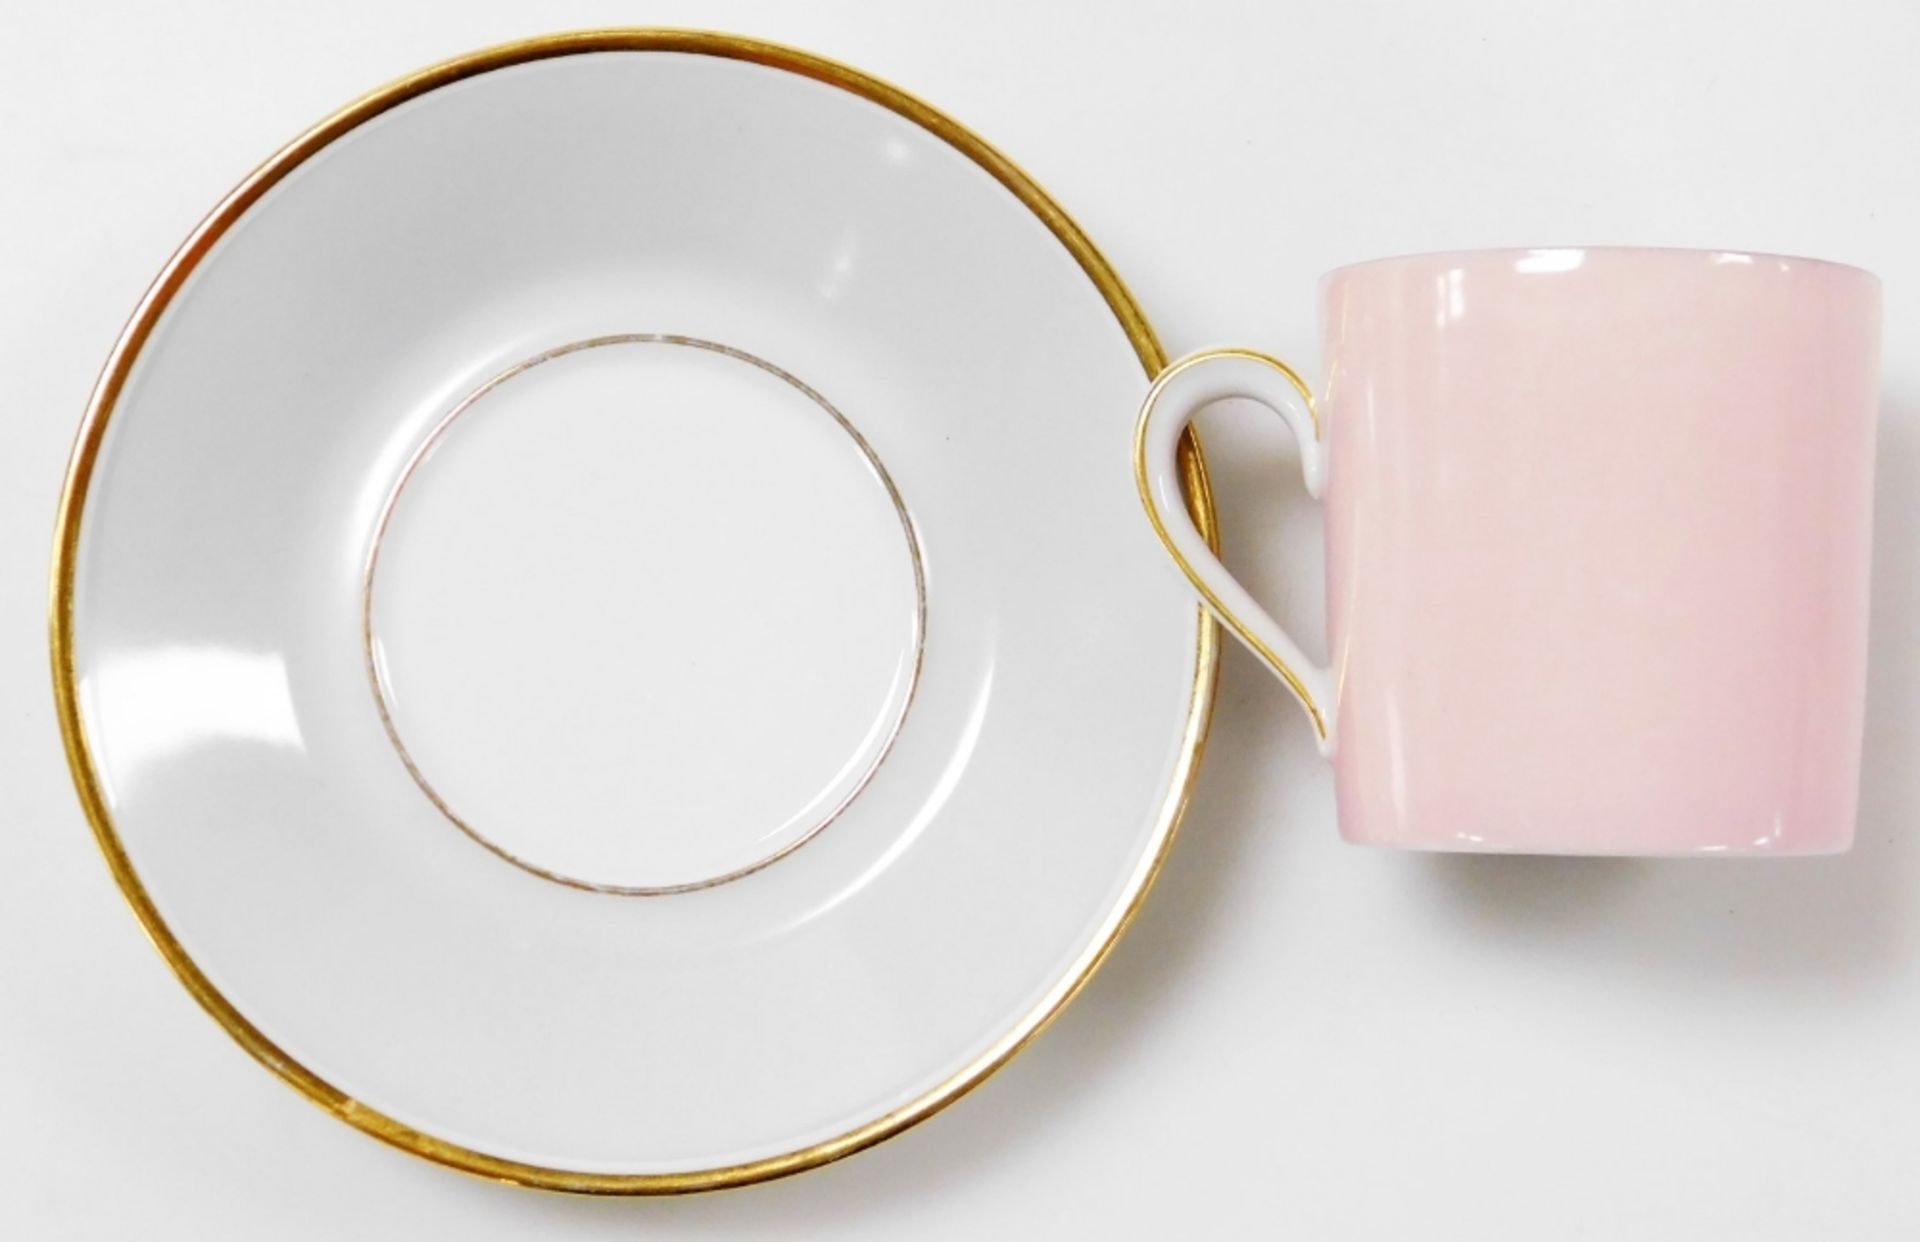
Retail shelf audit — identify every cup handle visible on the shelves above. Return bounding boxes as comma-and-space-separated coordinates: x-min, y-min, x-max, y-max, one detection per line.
1133, 347, 1334, 753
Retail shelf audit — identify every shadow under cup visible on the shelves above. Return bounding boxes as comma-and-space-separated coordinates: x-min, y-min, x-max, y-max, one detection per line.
1145, 247, 1881, 856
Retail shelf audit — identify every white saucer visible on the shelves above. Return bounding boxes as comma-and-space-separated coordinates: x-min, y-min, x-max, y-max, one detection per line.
52, 30, 1216, 1191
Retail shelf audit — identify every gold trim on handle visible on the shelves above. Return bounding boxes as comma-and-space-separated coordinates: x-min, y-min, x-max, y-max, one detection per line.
1132, 347, 1329, 742
48, 28, 1219, 1195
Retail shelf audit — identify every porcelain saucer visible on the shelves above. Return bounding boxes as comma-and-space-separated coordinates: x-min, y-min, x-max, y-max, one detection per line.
51, 29, 1216, 1191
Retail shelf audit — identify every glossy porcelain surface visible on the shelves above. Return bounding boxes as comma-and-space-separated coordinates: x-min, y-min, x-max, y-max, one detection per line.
56, 37, 1213, 1186
1140, 247, 1879, 855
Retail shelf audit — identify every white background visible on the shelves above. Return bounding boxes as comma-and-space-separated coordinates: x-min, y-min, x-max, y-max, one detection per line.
4, 1, 1917, 1237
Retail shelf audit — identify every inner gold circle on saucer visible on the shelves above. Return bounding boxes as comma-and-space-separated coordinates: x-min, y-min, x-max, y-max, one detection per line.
362, 334, 928, 895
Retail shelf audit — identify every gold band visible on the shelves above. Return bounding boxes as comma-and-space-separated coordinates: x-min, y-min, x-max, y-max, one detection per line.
362, 333, 928, 896
1132, 347, 1328, 741
48, 28, 1220, 1194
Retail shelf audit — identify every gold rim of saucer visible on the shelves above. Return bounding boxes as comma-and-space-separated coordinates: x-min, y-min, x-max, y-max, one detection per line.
48, 27, 1220, 1195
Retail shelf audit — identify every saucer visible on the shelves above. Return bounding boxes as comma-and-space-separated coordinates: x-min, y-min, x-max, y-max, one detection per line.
52, 30, 1216, 1190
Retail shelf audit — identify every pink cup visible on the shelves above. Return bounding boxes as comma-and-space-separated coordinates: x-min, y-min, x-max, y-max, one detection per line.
1136, 247, 1880, 855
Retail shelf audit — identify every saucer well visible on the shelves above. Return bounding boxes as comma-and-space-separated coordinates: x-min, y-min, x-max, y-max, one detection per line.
52, 29, 1216, 1190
